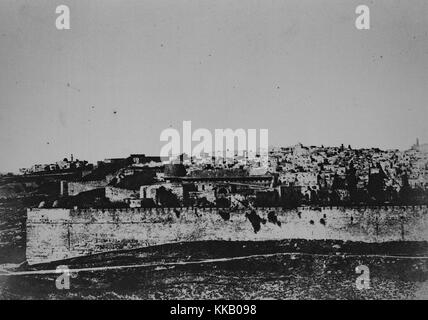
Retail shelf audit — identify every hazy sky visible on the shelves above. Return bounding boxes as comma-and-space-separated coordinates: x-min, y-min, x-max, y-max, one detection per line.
1, 0, 428, 172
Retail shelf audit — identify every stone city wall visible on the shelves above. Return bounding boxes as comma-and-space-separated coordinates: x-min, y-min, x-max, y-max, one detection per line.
26, 206, 428, 265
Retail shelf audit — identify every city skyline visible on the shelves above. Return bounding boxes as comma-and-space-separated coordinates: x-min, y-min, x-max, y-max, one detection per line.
1, 0, 428, 172
1, 131, 426, 173
13, 137, 427, 175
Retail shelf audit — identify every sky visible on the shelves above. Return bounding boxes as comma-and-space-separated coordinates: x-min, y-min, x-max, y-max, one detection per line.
1, 0, 428, 172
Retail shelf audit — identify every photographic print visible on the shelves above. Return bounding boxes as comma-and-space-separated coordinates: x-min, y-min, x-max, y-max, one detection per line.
0, 0, 427, 305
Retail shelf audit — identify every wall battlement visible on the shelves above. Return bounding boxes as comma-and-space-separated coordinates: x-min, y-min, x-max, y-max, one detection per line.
26, 206, 428, 265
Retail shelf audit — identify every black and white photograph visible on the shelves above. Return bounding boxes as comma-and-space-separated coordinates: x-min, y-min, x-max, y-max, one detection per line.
0, 0, 427, 304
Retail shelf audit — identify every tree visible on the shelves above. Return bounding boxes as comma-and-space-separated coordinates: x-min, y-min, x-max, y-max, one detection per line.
367, 164, 386, 203
399, 173, 412, 204
346, 162, 358, 202
164, 164, 186, 177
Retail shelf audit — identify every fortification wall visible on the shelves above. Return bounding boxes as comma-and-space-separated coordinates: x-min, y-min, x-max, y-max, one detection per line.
67, 180, 109, 196
105, 186, 138, 202
26, 206, 428, 265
